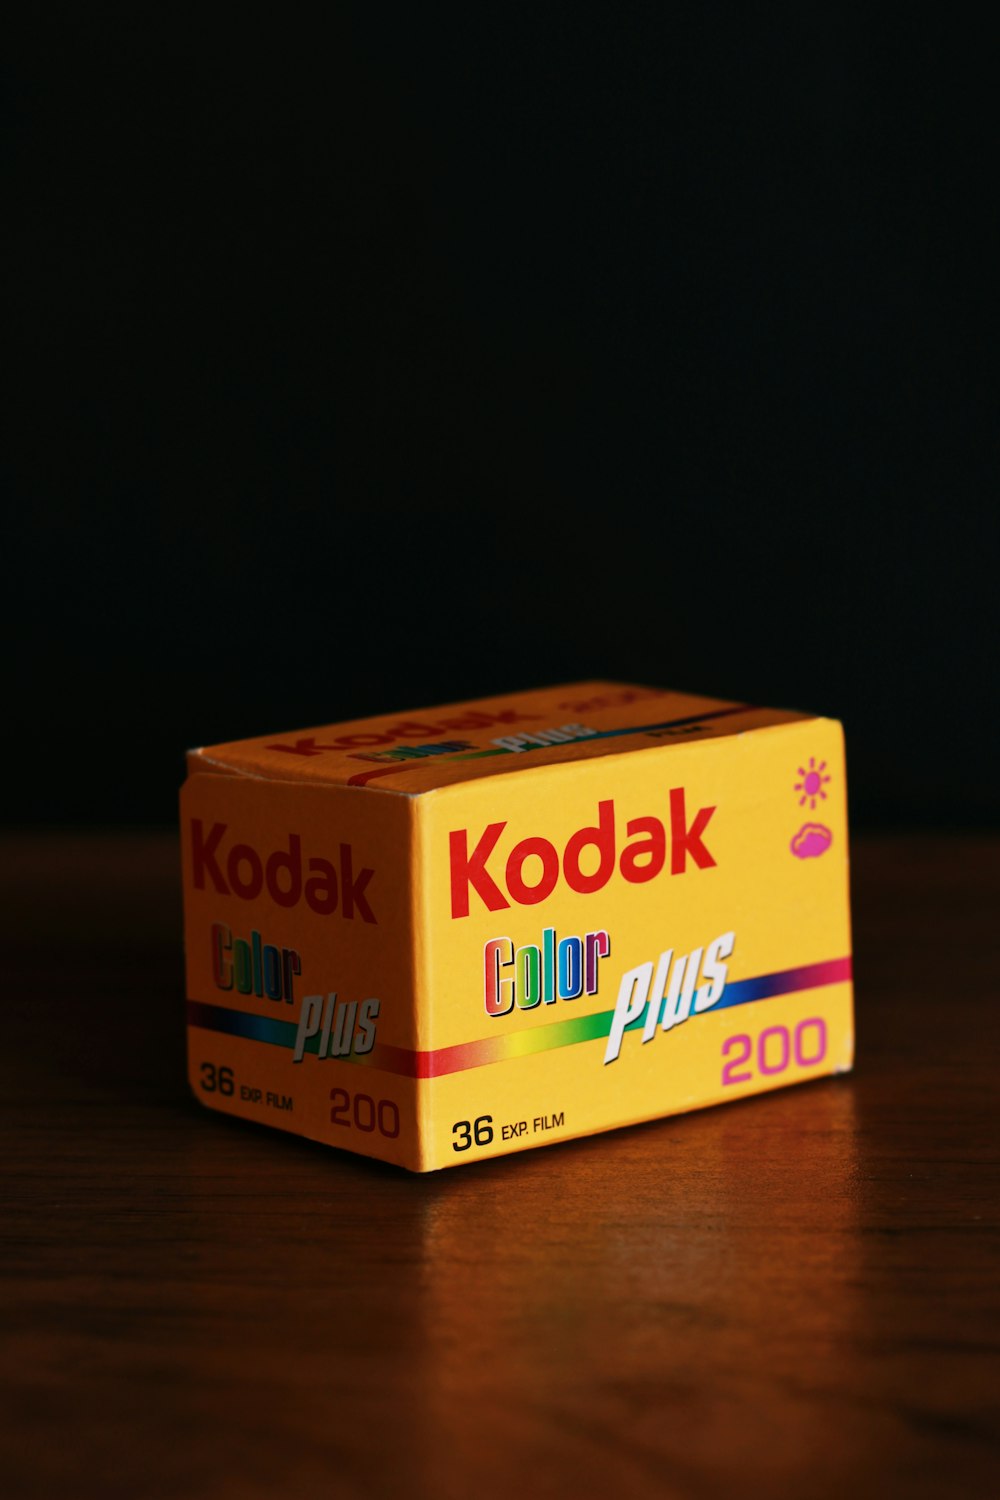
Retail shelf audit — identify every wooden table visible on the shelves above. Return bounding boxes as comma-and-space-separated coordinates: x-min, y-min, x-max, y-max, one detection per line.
2, 834, 998, 1499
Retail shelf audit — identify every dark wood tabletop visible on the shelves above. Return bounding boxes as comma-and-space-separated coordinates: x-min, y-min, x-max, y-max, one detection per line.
2, 832, 998, 1500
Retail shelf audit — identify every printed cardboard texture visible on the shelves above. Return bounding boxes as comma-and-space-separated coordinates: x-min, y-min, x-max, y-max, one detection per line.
181, 682, 853, 1172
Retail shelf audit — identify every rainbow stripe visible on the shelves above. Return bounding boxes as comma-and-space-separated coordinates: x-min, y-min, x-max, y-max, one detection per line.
187, 955, 851, 1079
345, 703, 754, 785
448, 704, 755, 760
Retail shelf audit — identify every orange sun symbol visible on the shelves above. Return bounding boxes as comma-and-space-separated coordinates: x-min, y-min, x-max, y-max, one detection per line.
795, 757, 831, 809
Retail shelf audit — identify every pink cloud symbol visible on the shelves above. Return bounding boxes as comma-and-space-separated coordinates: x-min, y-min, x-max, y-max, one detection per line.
790, 823, 833, 859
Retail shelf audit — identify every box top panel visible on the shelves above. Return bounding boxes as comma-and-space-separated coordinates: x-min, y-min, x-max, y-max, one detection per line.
187, 681, 816, 795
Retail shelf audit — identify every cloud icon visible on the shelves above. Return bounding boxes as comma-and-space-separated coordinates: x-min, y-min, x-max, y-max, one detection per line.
791, 823, 833, 859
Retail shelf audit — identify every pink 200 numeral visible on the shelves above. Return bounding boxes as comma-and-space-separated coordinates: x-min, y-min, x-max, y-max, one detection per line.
721, 1033, 753, 1085
721, 1017, 827, 1086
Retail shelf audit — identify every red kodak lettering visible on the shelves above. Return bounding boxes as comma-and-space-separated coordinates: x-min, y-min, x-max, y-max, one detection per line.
188, 821, 376, 921
266, 835, 302, 908
620, 816, 665, 882
192, 820, 229, 893
506, 837, 559, 905
227, 843, 263, 898
339, 842, 376, 924
564, 800, 615, 894
450, 822, 509, 918
449, 787, 716, 917
304, 856, 337, 915
267, 737, 333, 758
268, 706, 543, 759
669, 788, 717, 872
383, 720, 438, 741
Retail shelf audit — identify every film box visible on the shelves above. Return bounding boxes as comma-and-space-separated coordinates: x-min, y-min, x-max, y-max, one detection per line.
180, 681, 853, 1171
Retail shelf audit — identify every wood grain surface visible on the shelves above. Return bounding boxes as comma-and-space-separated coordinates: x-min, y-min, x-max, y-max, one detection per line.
1, 833, 998, 1499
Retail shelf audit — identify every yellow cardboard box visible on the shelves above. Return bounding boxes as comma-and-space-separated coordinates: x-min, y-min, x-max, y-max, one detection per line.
180, 681, 853, 1170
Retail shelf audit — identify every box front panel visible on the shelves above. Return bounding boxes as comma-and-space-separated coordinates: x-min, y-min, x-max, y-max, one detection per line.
181, 775, 421, 1169
417, 719, 853, 1169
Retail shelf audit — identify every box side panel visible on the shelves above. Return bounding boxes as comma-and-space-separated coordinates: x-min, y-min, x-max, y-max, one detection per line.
180, 773, 420, 1169
413, 718, 853, 1170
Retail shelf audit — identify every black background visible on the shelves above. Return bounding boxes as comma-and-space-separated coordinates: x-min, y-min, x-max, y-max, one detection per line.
6, 9, 996, 827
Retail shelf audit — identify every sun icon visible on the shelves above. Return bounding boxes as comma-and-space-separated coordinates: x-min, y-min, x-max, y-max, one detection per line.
795, 757, 831, 809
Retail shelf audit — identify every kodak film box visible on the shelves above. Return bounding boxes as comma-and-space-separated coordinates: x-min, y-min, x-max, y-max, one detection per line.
180, 682, 853, 1171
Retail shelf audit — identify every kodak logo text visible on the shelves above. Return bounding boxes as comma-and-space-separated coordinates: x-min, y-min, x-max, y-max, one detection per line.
190, 820, 376, 923
449, 790, 716, 919
268, 708, 539, 758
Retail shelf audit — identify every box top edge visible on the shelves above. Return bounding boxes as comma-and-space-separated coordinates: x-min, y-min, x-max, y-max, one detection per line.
184, 684, 830, 797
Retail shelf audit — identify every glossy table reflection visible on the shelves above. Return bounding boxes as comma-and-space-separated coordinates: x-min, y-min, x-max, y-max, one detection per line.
1, 834, 998, 1499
